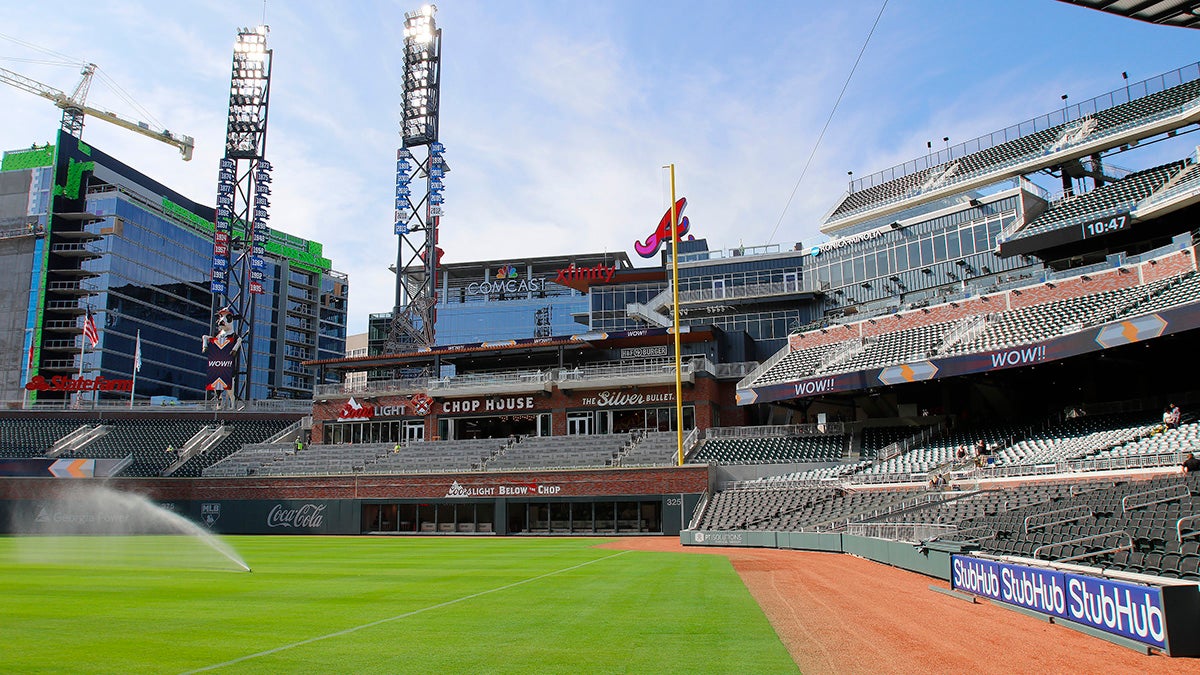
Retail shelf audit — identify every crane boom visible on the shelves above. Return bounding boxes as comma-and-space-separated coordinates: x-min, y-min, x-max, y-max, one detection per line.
0, 64, 195, 161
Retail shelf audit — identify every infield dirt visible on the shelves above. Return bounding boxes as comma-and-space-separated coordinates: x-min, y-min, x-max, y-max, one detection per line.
602, 537, 1198, 675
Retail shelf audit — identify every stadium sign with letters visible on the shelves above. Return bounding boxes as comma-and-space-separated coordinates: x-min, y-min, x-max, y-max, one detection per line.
951, 554, 1168, 650
444, 480, 562, 498
25, 375, 133, 392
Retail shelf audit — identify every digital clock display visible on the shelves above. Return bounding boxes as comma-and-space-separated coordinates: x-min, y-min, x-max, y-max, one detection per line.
1080, 213, 1130, 239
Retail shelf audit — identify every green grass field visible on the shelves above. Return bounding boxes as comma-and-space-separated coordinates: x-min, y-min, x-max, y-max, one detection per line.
1, 535, 798, 674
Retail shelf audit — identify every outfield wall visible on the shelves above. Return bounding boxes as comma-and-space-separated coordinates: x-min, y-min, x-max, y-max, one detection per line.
0, 466, 708, 536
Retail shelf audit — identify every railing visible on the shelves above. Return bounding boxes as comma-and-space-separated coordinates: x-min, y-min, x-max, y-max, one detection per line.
430, 369, 550, 391
558, 357, 700, 382
813, 492, 942, 533
709, 361, 759, 380
845, 522, 957, 543
1137, 162, 1200, 213
838, 62, 1200, 210
1033, 530, 1133, 563
687, 491, 710, 530
934, 314, 988, 354
677, 279, 804, 305
1122, 483, 1190, 513
705, 422, 846, 439
878, 425, 939, 462
1024, 505, 1093, 533
737, 343, 794, 389
1177, 514, 1200, 543
815, 338, 863, 372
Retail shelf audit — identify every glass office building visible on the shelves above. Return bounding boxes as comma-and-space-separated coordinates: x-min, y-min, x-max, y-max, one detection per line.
0, 133, 347, 403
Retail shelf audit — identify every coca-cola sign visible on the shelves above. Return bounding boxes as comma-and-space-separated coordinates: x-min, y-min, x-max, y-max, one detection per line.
266, 503, 326, 529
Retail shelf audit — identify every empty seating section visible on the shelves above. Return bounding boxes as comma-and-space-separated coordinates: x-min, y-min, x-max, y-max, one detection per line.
1120, 272, 1200, 317
1014, 161, 1187, 240
243, 442, 390, 476
830, 321, 954, 374
993, 413, 1158, 466
70, 418, 213, 477
484, 434, 629, 470
943, 277, 1178, 355
697, 485, 912, 531
690, 435, 844, 465
861, 426, 928, 459
0, 417, 92, 457
619, 431, 681, 467
366, 438, 505, 474
954, 473, 1200, 580
745, 270, 1199, 390
766, 461, 871, 482
752, 342, 842, 385
1091, 421, 1200, 462
174, 420, 293, 477
827, 74, 1200, 222
859, 422, 1026, 476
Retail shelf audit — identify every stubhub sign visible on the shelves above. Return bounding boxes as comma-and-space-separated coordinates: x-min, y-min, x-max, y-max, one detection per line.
951, 555, 1167, 650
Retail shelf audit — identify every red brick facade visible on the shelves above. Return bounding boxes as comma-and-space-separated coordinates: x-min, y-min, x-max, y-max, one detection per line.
0, 465, 710, 502
311, 376, 742, 443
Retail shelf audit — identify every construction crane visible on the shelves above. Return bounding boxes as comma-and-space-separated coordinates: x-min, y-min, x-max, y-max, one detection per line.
0, 62, 195, 160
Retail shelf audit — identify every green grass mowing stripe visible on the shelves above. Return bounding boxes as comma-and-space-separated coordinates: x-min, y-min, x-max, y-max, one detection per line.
0, 536, 798, 674
181, 548, 636, 673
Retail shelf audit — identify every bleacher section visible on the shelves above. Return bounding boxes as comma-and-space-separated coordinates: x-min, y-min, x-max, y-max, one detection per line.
828, 321, 954, 374
618, 431, 682, 467
952, 473, 1200, 580
696, 469, 1200, 579
366, 438, 506, 474
0, 418, 94, 457
741, 256, 1200, 392
824, 68, 1200, 227
992, 413, 1157, 466
174, 420, 293, 477
1009, 160, 1188, 242
690, 434, 845, 465
483, 434, 630, 471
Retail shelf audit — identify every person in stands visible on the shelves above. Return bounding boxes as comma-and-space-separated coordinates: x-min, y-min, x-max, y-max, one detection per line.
1183, 453, 1200, 474
1167, 403, 1181, 430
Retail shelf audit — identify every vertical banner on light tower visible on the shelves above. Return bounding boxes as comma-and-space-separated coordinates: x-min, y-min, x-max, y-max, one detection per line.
428, 142, 445, 217
211, 158, 235, 294
395, 148, 412, 234
249, 160, 271, 294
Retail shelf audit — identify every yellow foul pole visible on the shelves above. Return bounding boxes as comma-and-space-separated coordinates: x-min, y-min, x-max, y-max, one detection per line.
667, 164, 685, 467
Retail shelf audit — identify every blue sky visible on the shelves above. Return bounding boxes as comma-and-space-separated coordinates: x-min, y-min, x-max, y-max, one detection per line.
1, 1, 1196, 334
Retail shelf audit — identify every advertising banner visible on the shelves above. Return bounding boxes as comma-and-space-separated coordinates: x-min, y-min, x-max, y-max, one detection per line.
951, 554, 1167, 650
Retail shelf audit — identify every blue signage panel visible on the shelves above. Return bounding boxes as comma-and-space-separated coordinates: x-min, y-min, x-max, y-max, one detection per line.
951, 555, 1167, 650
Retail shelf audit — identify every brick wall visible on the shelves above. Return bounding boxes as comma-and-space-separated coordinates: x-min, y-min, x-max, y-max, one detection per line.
0, 465, 710, 502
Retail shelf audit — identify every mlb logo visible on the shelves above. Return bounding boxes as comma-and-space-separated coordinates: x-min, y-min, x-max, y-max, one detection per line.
201, 503, 221, 526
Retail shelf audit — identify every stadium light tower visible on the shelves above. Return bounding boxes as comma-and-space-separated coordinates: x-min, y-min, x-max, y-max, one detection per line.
210, 25, 273, 400
389, 4, 446, 353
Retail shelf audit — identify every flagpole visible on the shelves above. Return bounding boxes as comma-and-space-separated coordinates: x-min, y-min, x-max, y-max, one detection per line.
130, 329, 139, 407
77, 312, 87, 409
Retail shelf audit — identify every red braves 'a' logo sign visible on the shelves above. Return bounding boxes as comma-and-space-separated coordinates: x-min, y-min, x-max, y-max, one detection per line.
635, 197, 690, 258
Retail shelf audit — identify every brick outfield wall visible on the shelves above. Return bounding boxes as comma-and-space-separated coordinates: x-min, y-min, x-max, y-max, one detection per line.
786, 247, 1198, 352
0, 465, 711, 502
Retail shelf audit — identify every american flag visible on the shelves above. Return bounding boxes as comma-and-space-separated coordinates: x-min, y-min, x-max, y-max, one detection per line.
82, 309, 99, 348
133, 330, 142, 372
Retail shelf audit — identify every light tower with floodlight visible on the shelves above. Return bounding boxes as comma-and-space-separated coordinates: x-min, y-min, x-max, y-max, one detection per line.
210, 25, 273, 400
388, 4, 445, 353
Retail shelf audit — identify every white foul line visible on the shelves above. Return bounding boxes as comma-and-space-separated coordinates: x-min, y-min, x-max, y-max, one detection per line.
181, 549, 632, 674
